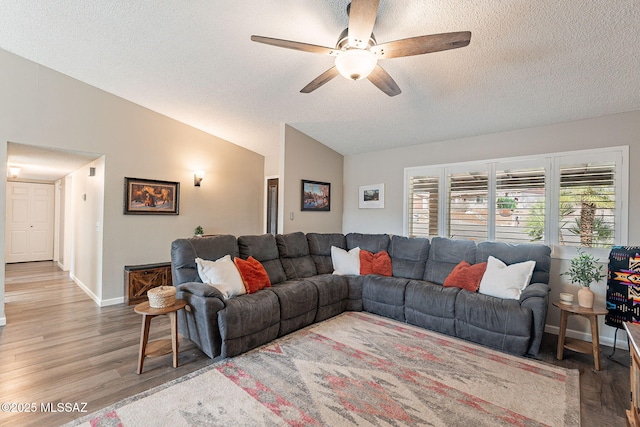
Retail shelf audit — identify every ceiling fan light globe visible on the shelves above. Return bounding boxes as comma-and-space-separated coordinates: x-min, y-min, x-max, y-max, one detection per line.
335, 49, 377, 81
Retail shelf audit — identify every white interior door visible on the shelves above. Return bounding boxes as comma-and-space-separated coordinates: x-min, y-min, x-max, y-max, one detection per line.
6, 182, 54, 263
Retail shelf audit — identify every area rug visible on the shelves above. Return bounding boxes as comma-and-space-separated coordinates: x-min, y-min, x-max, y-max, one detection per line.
66, 312, 580, 426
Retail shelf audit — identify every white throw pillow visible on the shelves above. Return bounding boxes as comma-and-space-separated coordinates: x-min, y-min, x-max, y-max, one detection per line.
196, 255, 246, 299
331, 246, 361, 275
478, 256, 536, 300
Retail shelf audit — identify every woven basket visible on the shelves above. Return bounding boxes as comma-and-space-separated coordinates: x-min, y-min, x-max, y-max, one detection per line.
147, 286, 176, 308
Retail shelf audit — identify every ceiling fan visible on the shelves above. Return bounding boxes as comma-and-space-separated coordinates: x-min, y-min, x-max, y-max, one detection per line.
251, 0, 471, 96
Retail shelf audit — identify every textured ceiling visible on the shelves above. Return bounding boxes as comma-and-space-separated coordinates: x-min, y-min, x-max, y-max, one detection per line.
0, 1, 639, 157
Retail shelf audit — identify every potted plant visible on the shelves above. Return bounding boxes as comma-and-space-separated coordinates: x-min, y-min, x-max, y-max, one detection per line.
561, 248, 605, 308
497, 196, 517, 217
194, 225, 204, 237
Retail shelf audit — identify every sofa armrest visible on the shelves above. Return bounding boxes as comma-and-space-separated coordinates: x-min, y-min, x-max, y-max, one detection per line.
176, 282, 224, 300
175, 282, 226, 359
519, 282, 550, 357
519, 282, 550, 302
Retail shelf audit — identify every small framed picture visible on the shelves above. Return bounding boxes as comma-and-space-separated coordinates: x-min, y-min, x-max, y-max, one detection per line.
124, 177, 180, 215
301, 180, 331, 211
359, 183, 384, 209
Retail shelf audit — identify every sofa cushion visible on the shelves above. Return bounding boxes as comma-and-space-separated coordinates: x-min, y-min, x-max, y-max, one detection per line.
476, 241, 551, 285
454, 290, 533, 355
217, 290, 280, 358
195, 255, 246, 299
270, 280, 318, 336
405, 280, 460, 335
360, 250, 392, 276
388, 235, 430, 279
346, 233, 390, 252
238, 234, 287, 285
345, 275, 365, 311
307, 233, 347, 274
362, 275, 409, 322
424, 237, 477, 285
331, 246, 361, 275
478, 256, 535, 300
234, 256, 272, 294
171, 235, 238, 285
276, 232, 317, 279
305, 274, 349, 322
443, 261, 487, 292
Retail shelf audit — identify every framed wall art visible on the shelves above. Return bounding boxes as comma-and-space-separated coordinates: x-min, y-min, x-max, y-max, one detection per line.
301, 180, 331, 211
124, 177, 180, 215
359, 183, 384, 209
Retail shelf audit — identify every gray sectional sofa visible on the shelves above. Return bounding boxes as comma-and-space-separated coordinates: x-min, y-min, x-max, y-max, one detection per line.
170, 232, 551, 360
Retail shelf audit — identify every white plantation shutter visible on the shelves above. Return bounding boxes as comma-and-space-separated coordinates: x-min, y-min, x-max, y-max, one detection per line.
447, 171, 488, 241
408, 175, 439, 238
494, 166, 546, 244
558, 161, 616, 248
404, 147, 627, 250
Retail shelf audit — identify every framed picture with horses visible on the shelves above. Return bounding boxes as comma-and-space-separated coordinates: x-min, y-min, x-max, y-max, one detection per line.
124, 177, 180, 215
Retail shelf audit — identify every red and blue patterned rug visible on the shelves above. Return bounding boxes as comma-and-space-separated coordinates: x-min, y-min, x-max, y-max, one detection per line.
67, 312, 579, 426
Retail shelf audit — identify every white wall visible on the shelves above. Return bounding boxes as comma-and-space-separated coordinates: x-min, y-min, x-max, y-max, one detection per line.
61, 175, 73, 271
344, 110, 640, 348
68, 157, 105, 303
0, 48, 265, 322
264, 154, 279, 177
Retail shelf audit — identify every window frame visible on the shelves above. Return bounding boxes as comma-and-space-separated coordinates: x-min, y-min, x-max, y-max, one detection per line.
404, 146, 629, 260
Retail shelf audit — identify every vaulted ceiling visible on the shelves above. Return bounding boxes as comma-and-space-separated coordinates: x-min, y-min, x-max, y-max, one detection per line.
1, 1, 639, 157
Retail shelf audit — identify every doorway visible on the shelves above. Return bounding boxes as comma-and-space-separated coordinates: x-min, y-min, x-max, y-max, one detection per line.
266, 178, 279, 235
5, 181, 54, 263
5, 141, 104, 307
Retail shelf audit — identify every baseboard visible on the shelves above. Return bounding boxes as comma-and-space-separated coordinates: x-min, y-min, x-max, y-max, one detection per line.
101, 297, 125, 307
70, 273, 101, 306
70, 273, 125, 307
0, 316, 6, 326
545, 324, 629, 351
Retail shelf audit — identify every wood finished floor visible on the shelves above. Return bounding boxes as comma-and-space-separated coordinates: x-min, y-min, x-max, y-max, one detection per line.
0, 261, 630, 426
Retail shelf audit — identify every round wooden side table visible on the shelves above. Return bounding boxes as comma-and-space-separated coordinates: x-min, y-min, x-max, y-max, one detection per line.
134, 299, 186, 374
553, 300, 607, 370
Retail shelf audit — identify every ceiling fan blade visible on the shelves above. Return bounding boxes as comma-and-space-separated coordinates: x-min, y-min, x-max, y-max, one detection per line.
251, 35, 337, 55
300, 67, 340, 93
347, 0, 379, 48
367, 64, 401, 97
371, 31, 471, 59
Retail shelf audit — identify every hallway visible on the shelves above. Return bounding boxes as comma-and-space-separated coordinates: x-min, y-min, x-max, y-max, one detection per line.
0, 261, 211, 427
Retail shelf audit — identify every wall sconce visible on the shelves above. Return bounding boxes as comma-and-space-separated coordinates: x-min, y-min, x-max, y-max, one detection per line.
8, 167, 20, 179
194, 170, 205, 187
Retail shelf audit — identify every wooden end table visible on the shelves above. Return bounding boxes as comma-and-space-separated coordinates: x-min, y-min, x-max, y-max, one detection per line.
624, 323, 640, 426
553, 300, 607, 370
134, 299, 186, 374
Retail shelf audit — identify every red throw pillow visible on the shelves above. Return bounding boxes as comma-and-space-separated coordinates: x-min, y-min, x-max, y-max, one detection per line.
234, 256, 271, 294
443, 260, 487, 292
360, 250, 392, 277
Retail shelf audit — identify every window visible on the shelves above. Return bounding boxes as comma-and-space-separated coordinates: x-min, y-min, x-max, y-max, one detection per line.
448, 170, 488, 240
495, 165, 546, 244
404, 147, 628, 252
558, 160, 616, 248
408, 174, 439, 238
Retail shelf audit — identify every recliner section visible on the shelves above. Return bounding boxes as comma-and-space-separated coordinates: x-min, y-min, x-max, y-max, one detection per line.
405, 281, 459, 336
217, 291, 280, 358
362, 275, 408, 322
171, 232, 551, 360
